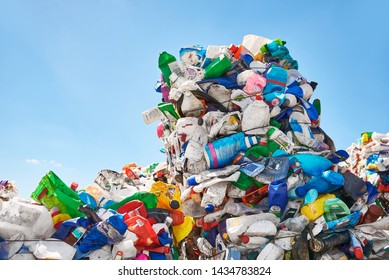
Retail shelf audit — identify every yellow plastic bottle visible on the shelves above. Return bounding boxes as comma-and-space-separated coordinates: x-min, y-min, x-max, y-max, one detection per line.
300, 193, 336, 221
149, 181, 182, 211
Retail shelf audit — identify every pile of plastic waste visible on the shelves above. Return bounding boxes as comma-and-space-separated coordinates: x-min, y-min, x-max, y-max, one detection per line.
1, 34, 388, 260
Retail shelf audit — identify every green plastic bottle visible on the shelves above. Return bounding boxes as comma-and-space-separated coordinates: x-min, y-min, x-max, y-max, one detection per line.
204, 54, 232, 79
107, 191, 158, 211
231, 171, 264, 190
30, 171, 85, 218
158, 51, 181, 87
323, 198, 350, 222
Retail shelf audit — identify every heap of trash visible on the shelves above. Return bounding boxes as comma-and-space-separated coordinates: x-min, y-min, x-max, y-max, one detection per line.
1, 34, 389, 260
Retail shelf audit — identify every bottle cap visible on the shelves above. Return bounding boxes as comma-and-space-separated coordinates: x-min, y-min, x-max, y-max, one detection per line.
240, 235, 250, 244
204, 204, 215, 213
169, 200, 180, 210
70, 182, 78, 191
187, 176, 198, 186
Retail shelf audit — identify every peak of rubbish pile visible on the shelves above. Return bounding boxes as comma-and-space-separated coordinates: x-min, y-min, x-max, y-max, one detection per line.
1, 34, 389, 260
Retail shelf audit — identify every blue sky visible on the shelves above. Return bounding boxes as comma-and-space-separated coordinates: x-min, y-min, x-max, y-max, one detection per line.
1, 0, 388, 199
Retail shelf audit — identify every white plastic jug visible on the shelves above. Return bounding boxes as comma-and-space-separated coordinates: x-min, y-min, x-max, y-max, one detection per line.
226, 213, 279, 243
241, 34, 271, 56
241, 99, 270, 135
0, 198, 54, 240
256, 243, 284, 260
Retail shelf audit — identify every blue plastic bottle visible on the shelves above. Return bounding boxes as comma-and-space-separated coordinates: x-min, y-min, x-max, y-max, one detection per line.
204, 132, 259, 169
295, 170, 344, 197
268, 179, 288, 214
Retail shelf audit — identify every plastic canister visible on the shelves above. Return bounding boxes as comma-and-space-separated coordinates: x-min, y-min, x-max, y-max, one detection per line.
323, 198, 350, 222
204, 132, 259, 169
263, 66, 287, 95
241, 34, 271, 56
241, 99, 270, 135
300, 193, 336, 221
0, 198, 55, 240
362, 204, 383, 224
204, 54, 232, 79
226, 213, 280, 243
158, 51, 182, 87
268, 179, 288, 214
267, 127, 294, 153
256, 243, 284, 260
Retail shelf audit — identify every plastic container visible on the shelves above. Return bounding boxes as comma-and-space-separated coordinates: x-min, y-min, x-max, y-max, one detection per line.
204, 132, 259, 169
204, 54, 232, 79
295, 170, 344, 197
187, 165, 240, 186
256, 243, 284, 260
0, 198, 55, 240
290, 154, 333, 177
158, 51, 182, 87
282, 215, 309, 232
30, 171, 84, 218
267, 127, 294, 153
362, 204, 383, 224
241, 34, 271, 56
300, 193, 336, 221
226, 213, 279, 243
149, 181, 182, 211
323, 198, 350, 222
241, 99, 270, 135
263, 66, 287, 95
268, 179, 288, 214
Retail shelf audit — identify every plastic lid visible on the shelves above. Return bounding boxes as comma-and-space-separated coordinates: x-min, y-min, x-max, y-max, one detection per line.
204, 204, 215, 213
187, 176, 198, 186
240, 235, 250, 244
354, 247, 364, 260
169, 200, 180, 210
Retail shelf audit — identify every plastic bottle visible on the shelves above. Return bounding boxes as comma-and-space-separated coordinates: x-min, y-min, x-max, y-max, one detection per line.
300, 193, 336, 221
225, 201, 263, 216
149, 181, 182, 211
348, 230, 363, 260
323, 198, 350, 222
268, 179, 288, 214
202, 45, 233, 68
204, 132, 259, 169
240, 235, 269, 248
295, 170, 344, 197
203, 54, 232, 79
200, 182, 228, 208
186, 165, 240, 186
241, 34, 271, 56
226, 213, 279, 244
263, 66, 288, 95
241, 99, 270, 135
256, 243, 284, 260
107, 191, 158, 211
281, 215, 309, 233
361, 204, 383, 224
267, 127, 294, 153
158, 52, 182, 88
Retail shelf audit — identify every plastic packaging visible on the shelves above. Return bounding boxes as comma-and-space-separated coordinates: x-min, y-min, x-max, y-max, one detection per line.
204, 132, 259, 169
300, 193, 336, 221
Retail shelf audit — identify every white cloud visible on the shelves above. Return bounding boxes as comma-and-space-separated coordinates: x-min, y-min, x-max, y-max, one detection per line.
25, 159, 62, 168
49, 160, 62, 168
26, 159, 40, 164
